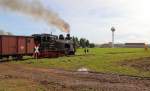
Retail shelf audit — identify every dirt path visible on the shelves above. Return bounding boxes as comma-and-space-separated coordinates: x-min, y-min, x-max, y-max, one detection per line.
0, 63, 150, 91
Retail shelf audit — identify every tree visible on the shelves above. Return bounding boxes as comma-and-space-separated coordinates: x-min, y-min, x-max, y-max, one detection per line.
89, 43, 95, 48
73, 37, 92, 48
80, 38, 86, 48
73, 37, 80, 48
86, 40, 90, 47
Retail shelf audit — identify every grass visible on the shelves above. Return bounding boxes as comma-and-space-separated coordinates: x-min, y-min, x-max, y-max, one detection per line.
12, 48, 150, 77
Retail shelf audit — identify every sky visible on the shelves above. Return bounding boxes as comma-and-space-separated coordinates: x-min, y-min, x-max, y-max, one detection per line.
0, 0, 150, 44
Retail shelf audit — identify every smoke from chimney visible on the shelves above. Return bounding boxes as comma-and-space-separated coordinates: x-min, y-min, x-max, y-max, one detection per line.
0, 29, 13, 35
0, 0, 70, 33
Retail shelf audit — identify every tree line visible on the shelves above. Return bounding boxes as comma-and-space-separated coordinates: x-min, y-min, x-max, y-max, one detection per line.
72, 37, 95, 48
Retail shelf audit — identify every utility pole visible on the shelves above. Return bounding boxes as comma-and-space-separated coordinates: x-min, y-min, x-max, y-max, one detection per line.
111, 27, 115, 48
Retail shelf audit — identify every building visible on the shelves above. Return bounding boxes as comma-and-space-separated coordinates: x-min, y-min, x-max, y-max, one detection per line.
100, 42, 124, 48
124, 43, 145, 48
100, 42, 112, 48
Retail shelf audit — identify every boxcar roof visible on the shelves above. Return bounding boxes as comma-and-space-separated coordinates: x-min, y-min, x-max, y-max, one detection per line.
0, 35, 33, 38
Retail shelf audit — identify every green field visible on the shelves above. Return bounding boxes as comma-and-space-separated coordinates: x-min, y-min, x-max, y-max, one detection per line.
13, 48, 150, 77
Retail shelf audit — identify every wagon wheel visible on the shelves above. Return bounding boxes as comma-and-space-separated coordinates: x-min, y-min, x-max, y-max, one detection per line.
12, 55, 23, 60
0, 56, 2, 62
17, 55, 23, 60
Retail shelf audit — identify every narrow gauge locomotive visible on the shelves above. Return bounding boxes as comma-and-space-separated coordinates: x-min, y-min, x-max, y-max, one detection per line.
32, 33, 75, 58
0, 34, 75, 60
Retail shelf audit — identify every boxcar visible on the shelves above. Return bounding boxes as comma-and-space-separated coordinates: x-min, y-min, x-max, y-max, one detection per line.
0, 35, 34, 60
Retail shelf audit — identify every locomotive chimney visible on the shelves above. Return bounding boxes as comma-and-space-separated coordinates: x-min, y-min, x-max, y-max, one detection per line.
66, 34, 71, 40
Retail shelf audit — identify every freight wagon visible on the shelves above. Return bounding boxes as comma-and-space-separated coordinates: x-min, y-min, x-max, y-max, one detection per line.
0, 34, 75, 60
0, 35, 34, 60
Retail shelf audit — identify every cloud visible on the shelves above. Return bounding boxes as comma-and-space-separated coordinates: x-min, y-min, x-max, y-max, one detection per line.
1, 0, 150, 43
56, 0, 150, 43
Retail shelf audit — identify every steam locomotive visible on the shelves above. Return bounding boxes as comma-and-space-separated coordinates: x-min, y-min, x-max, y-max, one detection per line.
0, 33, 75, 60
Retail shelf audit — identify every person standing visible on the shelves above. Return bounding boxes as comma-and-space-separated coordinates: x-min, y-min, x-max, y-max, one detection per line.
84, 49, 87, 54
144, 44, 148, 51
87, 49, 89, 53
